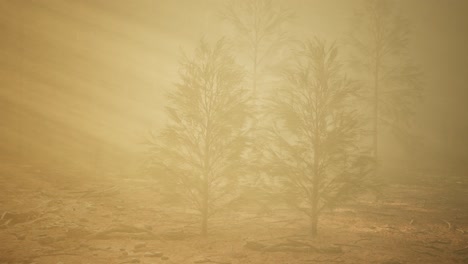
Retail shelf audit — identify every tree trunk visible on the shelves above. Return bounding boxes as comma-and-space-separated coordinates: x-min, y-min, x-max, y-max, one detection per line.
201, 177, 209, 236
253, 46, 258, 100
310, 129, 320, 238
202, 116, 211, 236
201, 166, 209, 236
310, 202, 319, 237
201, 207, 208, 236
310, 174, 320, 237
373, 56, 380, 177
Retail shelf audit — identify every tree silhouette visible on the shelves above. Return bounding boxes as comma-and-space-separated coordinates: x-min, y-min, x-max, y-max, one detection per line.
347, 0, 422, 167
221, 0, 293, 101
221, 0, 293, 199
267, 38, 375, 237
146, 39, 251, 236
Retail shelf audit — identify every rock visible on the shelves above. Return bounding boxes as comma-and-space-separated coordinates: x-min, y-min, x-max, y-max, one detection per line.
88, 246, 111, 252
66, 227, 91, 238
230, 252, 247, 259
194, 258, 210, 263
244, 241, 266, 251
54, 235, 66, 242
320, 246, 342, 254
134, 243, 146, 249
37, 236, 54, 245
194, 258, 230, 264
381, 260, 402, 264
160, 231, 194, 240
79, 243, 89, 248
89, 246, 99, 251
133, 244, 149, 253
144, 252, 163, 258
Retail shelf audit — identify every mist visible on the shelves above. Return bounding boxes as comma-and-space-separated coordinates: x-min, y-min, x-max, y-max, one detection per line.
1, 1, 467, 263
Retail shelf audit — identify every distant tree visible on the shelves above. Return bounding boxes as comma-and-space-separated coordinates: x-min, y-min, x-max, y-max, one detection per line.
347, 0, 422, 167
221, 0, 293, 100
146, 39, 251, 236
267, 38, 375, 237
221, 0, 293, 200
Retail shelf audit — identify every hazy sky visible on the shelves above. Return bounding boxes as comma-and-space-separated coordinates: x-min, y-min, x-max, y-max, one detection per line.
1, 0, 467, 171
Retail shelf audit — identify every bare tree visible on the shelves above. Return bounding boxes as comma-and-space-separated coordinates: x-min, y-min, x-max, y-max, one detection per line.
221, 0, 293, 101
267, 38, 375, 237
347, 0, 422, 167
146, 39, 251, 236
221, 0, 293, 198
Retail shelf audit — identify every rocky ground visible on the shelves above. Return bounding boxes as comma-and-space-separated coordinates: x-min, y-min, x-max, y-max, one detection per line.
0, 162, 467, 264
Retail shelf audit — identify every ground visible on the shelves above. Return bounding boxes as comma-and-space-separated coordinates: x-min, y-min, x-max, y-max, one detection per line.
0, 162, 467, 264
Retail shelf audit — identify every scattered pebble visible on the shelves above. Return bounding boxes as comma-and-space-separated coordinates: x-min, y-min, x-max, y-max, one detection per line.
144, 252, 163, 258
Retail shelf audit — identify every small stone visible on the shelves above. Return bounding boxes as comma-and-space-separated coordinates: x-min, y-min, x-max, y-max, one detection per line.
134, 243, 146, 249
244, 241, 265, 250
54, 235, 66, 242
194, 258, 210, 263
381, 260, 402, 264
79, 243, 89, 248
144, 252, 163, 257
320, 246, 342, 254
37, 236, 54, 245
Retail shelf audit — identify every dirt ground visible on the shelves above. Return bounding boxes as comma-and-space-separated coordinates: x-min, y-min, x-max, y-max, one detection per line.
0, 162, 467, 264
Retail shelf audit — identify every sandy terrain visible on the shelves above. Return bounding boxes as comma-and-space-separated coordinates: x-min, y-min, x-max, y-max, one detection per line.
0, 163, 467, 264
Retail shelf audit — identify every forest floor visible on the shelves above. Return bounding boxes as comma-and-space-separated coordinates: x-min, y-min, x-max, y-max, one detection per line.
0, 162, 467, 264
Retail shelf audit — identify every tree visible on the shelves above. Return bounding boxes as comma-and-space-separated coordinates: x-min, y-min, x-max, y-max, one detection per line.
146, 39, 251, 236
267, 38, 374, 237
221, 0, 293, 101
221, 0, 293, 196
347, 0, 422, 167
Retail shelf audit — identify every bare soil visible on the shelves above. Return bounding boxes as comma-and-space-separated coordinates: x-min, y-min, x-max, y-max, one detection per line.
0, 162, 467, 264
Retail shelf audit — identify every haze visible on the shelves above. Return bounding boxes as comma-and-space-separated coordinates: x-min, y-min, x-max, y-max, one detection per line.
1, 1, 467, 263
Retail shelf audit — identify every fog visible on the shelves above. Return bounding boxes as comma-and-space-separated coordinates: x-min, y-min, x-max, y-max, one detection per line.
1, 1, 467, 263
1, 0, 467, 174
